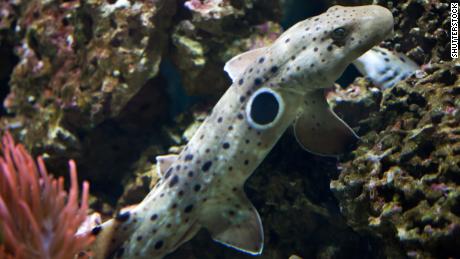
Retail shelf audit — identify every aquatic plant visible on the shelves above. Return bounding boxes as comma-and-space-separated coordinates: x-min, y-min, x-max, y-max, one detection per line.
0, 132, 93, 259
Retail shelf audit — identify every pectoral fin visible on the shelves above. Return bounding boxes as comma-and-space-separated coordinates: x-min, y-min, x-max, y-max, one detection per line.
155, 154, 178, 178
199, 189, 264, 255
224, 47, 267, 82
294, 90, 359, 156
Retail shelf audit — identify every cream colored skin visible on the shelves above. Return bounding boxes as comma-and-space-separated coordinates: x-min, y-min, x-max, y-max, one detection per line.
353, 46, 419, 89
89, 5, 393, 259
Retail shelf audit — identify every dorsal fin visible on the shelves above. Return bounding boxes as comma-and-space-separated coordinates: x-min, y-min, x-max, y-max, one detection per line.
155, 154, 178, 178
198, 188, 264, 255
224, 47, 267, 82
294, 89, 359, 156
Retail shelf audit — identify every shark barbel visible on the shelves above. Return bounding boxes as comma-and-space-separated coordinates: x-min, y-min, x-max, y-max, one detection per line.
88, 5, 394, 258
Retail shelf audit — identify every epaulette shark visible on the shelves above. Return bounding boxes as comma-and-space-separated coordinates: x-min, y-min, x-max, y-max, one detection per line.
87, 5, 394, 259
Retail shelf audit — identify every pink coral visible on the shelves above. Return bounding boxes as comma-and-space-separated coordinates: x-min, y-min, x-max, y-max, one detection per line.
0, 132, 93, 259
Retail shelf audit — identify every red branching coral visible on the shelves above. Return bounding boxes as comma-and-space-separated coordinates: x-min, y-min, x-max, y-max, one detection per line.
0, 132, 93, 259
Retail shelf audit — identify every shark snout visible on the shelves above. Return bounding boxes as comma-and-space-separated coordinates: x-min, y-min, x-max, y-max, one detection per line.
369, 5, 394, 37
354, 5, 394, 52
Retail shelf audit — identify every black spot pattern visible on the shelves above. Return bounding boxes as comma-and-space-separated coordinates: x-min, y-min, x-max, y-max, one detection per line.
164, 168, 173, 179
169, 175, 179, 187
115, 211, 130, 222
155, 240, 164, 249
116, 247, 124, 257
91, 226, 102, 235
184, 204, 194, 213
202, 161, 212, 172
185, 154, 193, 161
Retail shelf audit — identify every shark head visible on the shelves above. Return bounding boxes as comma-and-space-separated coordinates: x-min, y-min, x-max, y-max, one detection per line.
223, 5, 394, 156
271, 5, 394, 89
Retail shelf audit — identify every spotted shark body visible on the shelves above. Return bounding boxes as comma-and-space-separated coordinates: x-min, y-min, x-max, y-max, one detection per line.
353, 46, 419, 89
89, 5, 393, 259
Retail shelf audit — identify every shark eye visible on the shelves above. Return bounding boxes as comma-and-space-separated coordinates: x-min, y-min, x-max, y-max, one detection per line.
245, 87, 284, 130
331, 27, 347, 41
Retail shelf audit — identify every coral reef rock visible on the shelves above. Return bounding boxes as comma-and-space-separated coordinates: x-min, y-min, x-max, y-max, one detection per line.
331, 61, 460, 258
172, 0, 282, 96
3, 0, 175, 157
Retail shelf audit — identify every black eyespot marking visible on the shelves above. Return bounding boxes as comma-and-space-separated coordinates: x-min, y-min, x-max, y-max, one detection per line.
270, 66, 278, 73
176, 165, 181, 170
259, 57, 265, 63
244, 160, 249, 165
137, 236, 143, 241
291, 56, 295, 60
285, 38, 290, 43
116, 211, 130, 222
254, 78, 262, 86
188, 171, 194, 177
384, 58, 390, 62
313, 37, 317, 41
238, 78, 244, 85
229, 166, 233, 171
151, 214, 158, 221
217, 117, 223, 123
169, 175, 179, 187
228, 126, 233, 130
240, 96, 246, 103
250, 91, 279, 125
327, 45, 333, 51
178, 190, 184, 196
202, 161, 212, 172
155, 240, 164, 249
314, 47, 318, 52
185, 154, 193, 161
223, 143, 230, 149
237, 113, 244, 120
194, 184, 201, 192
184, 204, 194, 213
